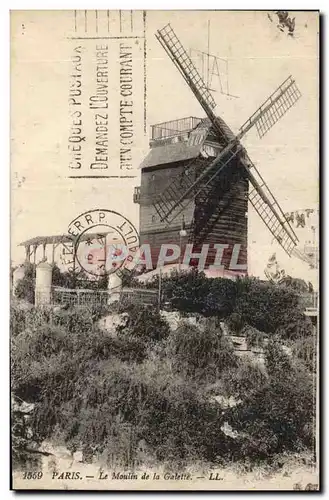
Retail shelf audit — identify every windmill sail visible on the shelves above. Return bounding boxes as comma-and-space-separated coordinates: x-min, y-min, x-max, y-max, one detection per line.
156, 24, 216, 112
238, 75, 302, 139
156, 24, 229, 144
153, 23, 301, 257
245, 156, 299, 255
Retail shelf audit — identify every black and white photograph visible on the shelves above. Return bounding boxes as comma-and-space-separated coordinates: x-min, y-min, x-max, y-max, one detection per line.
10, 10, 319, 490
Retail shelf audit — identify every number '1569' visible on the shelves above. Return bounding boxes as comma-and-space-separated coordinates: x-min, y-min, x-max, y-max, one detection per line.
22, 471, 43, 479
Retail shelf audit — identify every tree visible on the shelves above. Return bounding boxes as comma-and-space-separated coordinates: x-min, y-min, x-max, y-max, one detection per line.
52, 264, 109, 290
236, 279, 299, 332
14, 263, 36, 304
279, 276, 309, 292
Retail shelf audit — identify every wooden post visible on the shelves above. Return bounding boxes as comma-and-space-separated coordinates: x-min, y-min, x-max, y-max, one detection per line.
158, 267, 162, 311
25, 245, 30, 263
104, 235, 107, 274
33, 245, 37, 265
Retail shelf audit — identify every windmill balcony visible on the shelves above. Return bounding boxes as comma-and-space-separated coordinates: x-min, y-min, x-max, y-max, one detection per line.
150, 116, 202, 146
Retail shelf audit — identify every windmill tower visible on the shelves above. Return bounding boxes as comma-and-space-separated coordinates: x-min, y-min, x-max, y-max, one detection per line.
134, 24, 303, 276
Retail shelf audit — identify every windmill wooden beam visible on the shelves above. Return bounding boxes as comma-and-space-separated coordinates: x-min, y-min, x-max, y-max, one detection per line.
153, 23, 302, 258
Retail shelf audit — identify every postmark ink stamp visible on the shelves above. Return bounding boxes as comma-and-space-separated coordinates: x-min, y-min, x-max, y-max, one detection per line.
64, 209, 139, 277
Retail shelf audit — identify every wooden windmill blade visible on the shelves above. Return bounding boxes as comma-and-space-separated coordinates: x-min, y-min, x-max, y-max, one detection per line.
155, 24, 216, 112
154, 24, 301, 256
234, 77, 302, 255
154, 140, 242, 223
237, 75, 302, 140
242, 154, 299, 255
155, 24, 229, 144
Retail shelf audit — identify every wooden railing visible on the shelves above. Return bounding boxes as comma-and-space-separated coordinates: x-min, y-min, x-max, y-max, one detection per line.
300, 291, 318, 309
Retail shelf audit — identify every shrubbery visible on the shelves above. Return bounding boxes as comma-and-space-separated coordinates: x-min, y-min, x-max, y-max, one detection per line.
14, 263, 36, 304
11, 270, 316, 469
226, 341, 315, 460
154, 270, 312, 340
116, 304, 170, 343
218, 358, 267, 400
168, 320, 237, 382
291, 335, 317, 372
155, 269, 237, 318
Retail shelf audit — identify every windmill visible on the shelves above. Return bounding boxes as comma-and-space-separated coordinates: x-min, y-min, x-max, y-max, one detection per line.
152, 23, 304, 264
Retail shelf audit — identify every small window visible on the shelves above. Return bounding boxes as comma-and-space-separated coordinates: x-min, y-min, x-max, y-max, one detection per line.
151, 174, 156, 181
152, 215, 157, 222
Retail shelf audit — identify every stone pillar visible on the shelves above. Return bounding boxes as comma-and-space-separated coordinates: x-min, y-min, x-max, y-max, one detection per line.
25, 245, 30, 262
108, 273, 122, 304
12, 266, 26, 295
35, 262, 52, 306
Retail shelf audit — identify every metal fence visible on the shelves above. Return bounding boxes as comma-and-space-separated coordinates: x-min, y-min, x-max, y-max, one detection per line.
151, 116, 202, 141
119, 288, 159, 307
52, 286, 159, 308
52, 287, 109, 306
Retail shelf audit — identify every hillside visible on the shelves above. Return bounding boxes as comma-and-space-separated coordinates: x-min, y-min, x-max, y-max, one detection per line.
11, 272, 317, 488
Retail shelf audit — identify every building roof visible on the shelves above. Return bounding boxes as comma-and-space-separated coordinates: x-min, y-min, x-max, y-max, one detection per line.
19, 232, 111, 247
139, 141, 204, 170
19, 235, 72, 247
140, 116, 237, 170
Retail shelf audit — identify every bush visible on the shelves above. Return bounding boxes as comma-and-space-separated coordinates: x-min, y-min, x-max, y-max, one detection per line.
149, 271, 308, 339
276, 309, 314, 340
234, 277, 302, 334
10, 305, 29, 337
227, 341, 315, 460
52, 264, 109, 290
168, 321, 238, 382
226, 312, 245, 334
243, 325, 265, 349
14, 263, 36, 304
51, 308, 94, 335
291, 335, 317, 372
218, 358, 267, 400
160, 269, 237, 318
116, 305, 170, 343
13, 349, 235, 466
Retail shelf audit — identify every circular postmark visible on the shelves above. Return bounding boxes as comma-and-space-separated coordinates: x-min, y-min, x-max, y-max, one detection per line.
63, 209, 139, 278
